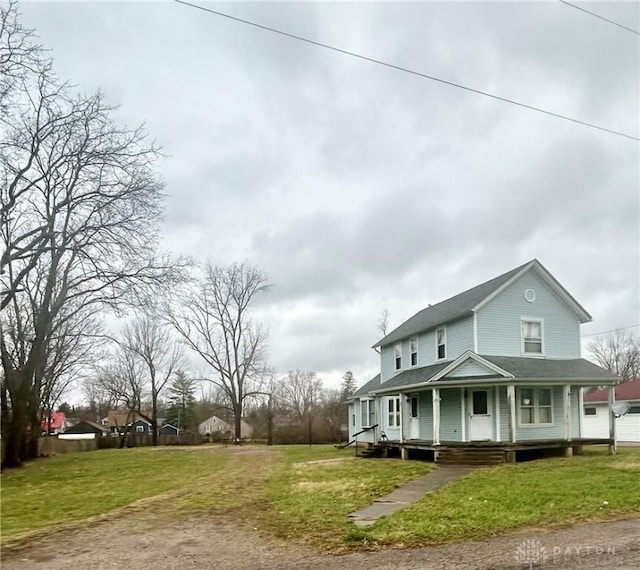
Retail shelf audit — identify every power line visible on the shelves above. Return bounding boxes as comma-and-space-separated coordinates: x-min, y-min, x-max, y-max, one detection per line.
559, 0, 640, 36
581, 323, 640, 338
174, 0, 639, 142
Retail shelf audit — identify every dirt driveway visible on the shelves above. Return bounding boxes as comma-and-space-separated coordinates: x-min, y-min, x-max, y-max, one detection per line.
3, 513, 638, 570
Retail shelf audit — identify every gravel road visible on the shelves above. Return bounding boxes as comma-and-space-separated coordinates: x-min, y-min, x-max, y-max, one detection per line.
3, 513, 638, 570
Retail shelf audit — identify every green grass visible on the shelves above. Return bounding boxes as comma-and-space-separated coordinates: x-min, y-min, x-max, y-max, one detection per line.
2, 444, 639, 552
262, 446, 434, 548
359, 447, 640, 547
0, 446, 229, 542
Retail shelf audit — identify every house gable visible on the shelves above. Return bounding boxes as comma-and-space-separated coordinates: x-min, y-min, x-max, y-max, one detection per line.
476, 268, 584, 359
441, 352, 513, 379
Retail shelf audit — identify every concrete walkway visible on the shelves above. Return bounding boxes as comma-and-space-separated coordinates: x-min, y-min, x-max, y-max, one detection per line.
348, 465, 477, 526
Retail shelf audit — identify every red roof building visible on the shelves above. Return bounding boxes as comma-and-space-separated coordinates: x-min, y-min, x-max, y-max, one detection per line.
41, 411, 67, 434
583, 379, 640, 403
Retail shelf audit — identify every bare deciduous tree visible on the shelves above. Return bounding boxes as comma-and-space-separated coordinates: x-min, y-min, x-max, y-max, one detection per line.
378, 309, 390, 337
588, 330, 640, 383
0, 3, 187, 467
120, 313, 184, 445
166, 262, 270, 440
276, 369, 323, 422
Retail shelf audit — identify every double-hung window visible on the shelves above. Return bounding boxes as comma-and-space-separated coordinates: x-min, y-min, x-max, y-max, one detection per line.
519, 388, 553, 425
387, 397, 400, 428
522, 319, 543, 355
436, 328, 446, 360
410, 337, 418, 366
361, 399, 375, 428
394, 343, 402, 370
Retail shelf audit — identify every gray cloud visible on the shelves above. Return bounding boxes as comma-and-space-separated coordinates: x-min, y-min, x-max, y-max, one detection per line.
20, 1, 639, 389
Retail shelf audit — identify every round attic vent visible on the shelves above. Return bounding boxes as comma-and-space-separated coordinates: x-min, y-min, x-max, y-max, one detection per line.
524, 288, 536, 302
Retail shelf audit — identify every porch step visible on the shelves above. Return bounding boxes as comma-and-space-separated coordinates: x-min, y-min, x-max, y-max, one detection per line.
359, 445, 384, 458
436, 448, 505, 465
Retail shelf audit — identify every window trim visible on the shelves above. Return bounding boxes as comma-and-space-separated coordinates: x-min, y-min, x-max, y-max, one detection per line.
410, 337, 418, 367
518, 387, 554, 427
436, 327, 446, 361
521, 317, 544, 356
386, 397, 400, 428
394, 343, 402, 371
360, 399, 375, 428
584, 407, 597, 416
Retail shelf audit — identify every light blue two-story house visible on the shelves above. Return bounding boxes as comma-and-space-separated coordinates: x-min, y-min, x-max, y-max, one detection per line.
347, 260, 618, 463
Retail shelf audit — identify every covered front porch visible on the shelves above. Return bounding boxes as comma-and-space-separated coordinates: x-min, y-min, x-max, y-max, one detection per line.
372, 437, 614, 464
368, 380, 617, 461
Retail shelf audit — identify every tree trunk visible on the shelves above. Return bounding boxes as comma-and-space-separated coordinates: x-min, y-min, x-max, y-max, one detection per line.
267, 395, 273, 446
2, 367, 40, 467
151, 399, 158, 446
234, 406, 242, 443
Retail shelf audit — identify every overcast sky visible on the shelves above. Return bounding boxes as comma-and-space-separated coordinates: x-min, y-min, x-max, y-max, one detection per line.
19, 1, 639, 390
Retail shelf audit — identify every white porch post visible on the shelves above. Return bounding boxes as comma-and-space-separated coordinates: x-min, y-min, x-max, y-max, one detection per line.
563, 384, 572, 442
460, 387, 466, 442
563, 384, 573, 458
399, 393, 404, 444
608, 384, 616, 455
494, 387, 501, 442
432, 387, 441, 445
507, 384, 516, 444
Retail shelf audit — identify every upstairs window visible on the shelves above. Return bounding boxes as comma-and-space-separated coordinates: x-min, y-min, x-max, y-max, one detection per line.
394, 343, 402, 370
522, 319, 543, 355
410, 337, 418, 366
436, 328, 446, 360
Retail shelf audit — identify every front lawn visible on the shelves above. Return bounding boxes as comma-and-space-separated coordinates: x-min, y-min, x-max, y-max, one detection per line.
2, 444, 638, 552
359, 447, 640, 547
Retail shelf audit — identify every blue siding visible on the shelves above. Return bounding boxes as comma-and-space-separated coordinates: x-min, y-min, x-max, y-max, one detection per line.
446, 318, 475, 360
440, 388, 464, 442
476, 271, 581, 358
497, 384, 582, 441
380, 345, 395, 383
418, 330, 436, 365
381, 316, 474, 382
418, 391, 434, 440
448, 359, 496, 378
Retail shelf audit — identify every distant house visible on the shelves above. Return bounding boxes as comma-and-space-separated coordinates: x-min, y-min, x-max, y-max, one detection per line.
129, 418, 152, 434
347, 259, 618, 463
198, 415, 253, 439
159, 424, 180, 436
41, 411, 68, 435
104, 410, 152, 435
583, 379, 640, 443
63, 420, 110, 438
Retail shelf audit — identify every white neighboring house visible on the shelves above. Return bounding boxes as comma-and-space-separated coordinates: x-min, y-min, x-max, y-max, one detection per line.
582, 379, 640, 444
198, 415, 254, 439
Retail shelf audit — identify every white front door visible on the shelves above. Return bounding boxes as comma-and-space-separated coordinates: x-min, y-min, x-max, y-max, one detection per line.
409, 396, 420, 439
469, 389, 493, 441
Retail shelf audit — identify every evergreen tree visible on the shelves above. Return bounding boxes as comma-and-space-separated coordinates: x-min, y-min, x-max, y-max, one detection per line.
340, 371, 358, 401
165, 371, 197, 430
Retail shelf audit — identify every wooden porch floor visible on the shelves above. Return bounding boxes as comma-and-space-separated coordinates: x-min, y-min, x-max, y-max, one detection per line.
372, 438, 614, 464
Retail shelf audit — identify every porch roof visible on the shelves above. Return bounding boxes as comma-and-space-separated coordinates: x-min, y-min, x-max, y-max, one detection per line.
371, 355, 618, 394
348, 373, 381, 400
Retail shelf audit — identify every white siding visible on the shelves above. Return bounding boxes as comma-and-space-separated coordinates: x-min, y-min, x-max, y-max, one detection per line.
583, 404, 640, 442
476, 271, 581, 358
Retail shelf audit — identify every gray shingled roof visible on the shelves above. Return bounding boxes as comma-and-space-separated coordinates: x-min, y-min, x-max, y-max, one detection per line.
372, 261, 531, 348
370, 361, 451, 392
481, 356, 619, 381
348, 373, 381, 399
370, 356, 618, 393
